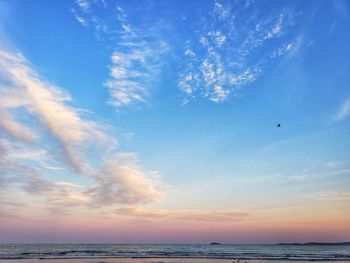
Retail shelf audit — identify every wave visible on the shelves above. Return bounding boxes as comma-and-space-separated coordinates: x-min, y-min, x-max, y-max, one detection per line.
1, 244, 349, 260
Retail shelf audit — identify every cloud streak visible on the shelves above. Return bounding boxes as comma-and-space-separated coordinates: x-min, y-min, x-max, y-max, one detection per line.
334, 97, 350, 121
313, 192, 350, 202
0, 49, 166, 215
0, 51, 109, 173
0, 109, 36, 142
116, 206, 249, 222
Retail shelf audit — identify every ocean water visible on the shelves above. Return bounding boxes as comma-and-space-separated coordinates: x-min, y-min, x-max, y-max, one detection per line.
0, 244, 349, 261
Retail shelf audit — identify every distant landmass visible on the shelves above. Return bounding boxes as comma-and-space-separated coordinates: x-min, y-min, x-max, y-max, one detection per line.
276, 242, 350, 246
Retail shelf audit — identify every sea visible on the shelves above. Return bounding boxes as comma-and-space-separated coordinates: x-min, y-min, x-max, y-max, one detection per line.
0, 244, 350, 261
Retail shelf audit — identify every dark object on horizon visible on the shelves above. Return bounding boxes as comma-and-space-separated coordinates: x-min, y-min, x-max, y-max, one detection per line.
210, 242, 221, 245
276, 123, 281, 128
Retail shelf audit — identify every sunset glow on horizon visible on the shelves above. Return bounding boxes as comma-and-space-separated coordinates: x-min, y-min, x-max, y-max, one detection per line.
0, 0, 349, 244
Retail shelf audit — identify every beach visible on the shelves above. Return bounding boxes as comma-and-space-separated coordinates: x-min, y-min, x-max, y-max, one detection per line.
1, 258, 350, 263
1, 244, 349, 262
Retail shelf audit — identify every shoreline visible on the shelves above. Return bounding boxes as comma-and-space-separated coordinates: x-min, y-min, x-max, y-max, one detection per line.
1, 257, 350, 262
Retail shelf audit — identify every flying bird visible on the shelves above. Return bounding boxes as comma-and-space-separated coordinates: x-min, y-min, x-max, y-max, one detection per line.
277, 123, 281, 128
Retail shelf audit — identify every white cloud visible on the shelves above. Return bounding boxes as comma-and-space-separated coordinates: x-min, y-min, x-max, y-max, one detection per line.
265, 14, 284, 39
209, 31, 226, 47
184, 49, 196, 58
245, 0, 254, 9
0, 49, 166, 213
0, 109, 36, 142
0, 51, 112, 173
71, 0, 92, 28
271, 42, 294, 58
211, 85, 229, 102
74, 13, 88, 27
103, 7, 168, 109
200, 59, 216, 86
334, 98, 350, 121
72, 0, 111, 31
178, 1, 298, 104
106, 47, 154, 107
213, 0, 229, 20
86, 154, 165, 206
199, 36, 209, 47
76, 0, 91, 12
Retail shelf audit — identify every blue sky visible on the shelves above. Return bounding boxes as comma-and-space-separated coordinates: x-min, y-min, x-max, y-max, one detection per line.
0, 0, 350, 243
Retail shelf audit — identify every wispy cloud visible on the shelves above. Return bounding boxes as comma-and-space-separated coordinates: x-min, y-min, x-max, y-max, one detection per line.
71, 1, 168, 110
0, 49, 166, 215
104, 6, 168, 109
313, 192, 350, 202
75, 0, 91, 12
71, 9, 88, 27
178, 0, 298, 104
71, 0, 300, 107
0, 109, 36, 142
106, 45, 162, 108
0, 51, 110, 173
85, 153, 165, 206
72, 0, 112, 35
116, 206, 249, 222
334, 97, 350, 121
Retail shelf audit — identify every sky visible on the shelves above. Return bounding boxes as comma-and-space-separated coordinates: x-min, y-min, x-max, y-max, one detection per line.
0, 0, 349, 244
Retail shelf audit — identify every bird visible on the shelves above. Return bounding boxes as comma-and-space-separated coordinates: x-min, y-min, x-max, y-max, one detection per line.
276, 123, 281, 128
